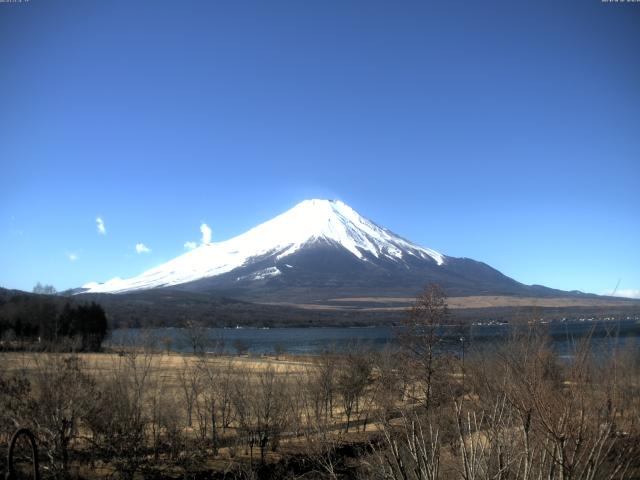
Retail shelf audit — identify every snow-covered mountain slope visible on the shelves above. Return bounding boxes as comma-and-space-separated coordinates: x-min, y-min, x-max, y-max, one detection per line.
81, 199, 446, 294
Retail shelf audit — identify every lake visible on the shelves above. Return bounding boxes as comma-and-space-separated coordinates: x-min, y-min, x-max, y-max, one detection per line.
107, 318, 640, 357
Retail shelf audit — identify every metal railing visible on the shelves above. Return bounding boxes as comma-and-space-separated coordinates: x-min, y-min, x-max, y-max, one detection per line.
5, 429, 39, 480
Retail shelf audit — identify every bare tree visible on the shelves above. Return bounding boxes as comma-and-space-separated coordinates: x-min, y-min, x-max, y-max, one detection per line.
373, 409, 441, 480
274, 343, 286, 360
316, 350, 338, 422
0, 368, 31, 446
182, 320, 209, 355
463, 323, 640, 480
232, 366, 290, 466
399, 283, 449, 411
177, 358, 201, 428
372, 347, 407, 420
28, 355, 98, 478
148, 364, 176, 464
85, 350, 154, 480
233, 339, 250, 356
336, 349, 372, 433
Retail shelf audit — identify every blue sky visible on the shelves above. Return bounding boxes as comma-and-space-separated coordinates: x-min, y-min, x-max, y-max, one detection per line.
1, 0, 639, 297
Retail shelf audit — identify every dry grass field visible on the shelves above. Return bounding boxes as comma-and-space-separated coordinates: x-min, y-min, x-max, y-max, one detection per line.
265, 294, 640, 312
0, 351, 314, 377
0, 349, 380, 478
1, 316, 639, 480
332, 295, 639, 308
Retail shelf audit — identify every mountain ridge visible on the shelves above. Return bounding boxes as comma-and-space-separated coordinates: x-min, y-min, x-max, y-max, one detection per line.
78, 199, 598, 302
81, 199, 446, 294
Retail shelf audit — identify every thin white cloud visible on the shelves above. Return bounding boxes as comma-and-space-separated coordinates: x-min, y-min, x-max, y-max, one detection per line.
200, 223, 212, 244
135, 243, 151, 254
67, 252, 78, 262
184, 223, 212, 249
611, 289, 640, 299
96, 217, 106, 235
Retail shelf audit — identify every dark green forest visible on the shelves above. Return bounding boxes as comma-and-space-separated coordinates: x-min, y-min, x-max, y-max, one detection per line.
0, 290, 108, 351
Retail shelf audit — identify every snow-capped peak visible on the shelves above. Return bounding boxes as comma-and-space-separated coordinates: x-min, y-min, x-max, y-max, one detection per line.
81, 199, 444, 294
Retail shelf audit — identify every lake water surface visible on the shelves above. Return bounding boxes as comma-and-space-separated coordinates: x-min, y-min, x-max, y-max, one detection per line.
108, 318, 640, 357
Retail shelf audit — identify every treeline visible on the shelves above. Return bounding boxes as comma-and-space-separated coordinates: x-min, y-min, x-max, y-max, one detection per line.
73, 288, 640, 329
77, 289, 402, 329
0, 291, 108, 351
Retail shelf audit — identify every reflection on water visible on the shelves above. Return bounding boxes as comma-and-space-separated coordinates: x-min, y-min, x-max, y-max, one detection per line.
107, 319, 640, 357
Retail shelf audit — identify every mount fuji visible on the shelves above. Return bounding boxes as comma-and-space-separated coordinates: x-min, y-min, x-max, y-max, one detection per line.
79, 199, 572, 302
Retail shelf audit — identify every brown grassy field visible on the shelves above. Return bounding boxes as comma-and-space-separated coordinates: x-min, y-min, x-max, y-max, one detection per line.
333, 295, 639, 308
2, 323, 639, 480
265, 294, 640, 311
0, 350, 373, 475
0, 351, 314, 375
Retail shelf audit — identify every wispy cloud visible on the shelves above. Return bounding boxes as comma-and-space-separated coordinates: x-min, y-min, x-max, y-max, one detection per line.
135, 243, 151, 254
611, 289, 640, 299
66, 252, 78, 262
200, 223, 212, 244
96, 217, 106, 235
184, 241, 197, 250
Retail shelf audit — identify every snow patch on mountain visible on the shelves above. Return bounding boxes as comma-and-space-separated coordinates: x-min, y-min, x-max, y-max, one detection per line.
237, 267, 282, 282
80, 199, 445, 294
